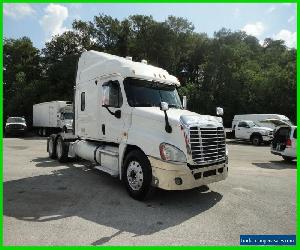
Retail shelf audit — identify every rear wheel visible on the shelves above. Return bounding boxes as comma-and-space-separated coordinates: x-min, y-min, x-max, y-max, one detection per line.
123, 150, 155, 200
56, 136, 69, 163
251, 135, 261, 146
48, 136, 56, 159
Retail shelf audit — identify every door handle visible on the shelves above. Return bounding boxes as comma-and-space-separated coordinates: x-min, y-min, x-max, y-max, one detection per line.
102, 124, 105, 135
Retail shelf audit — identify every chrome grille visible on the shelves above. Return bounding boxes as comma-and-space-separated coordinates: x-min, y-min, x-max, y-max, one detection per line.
189, 126, 226, 165
8, 124, 24, 129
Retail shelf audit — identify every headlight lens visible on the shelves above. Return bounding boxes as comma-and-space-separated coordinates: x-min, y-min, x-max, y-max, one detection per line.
159, 143, 186, 162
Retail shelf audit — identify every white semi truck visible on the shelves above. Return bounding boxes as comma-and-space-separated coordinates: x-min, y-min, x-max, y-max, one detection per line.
33, 101, 73, 136
47, 51, 228, 200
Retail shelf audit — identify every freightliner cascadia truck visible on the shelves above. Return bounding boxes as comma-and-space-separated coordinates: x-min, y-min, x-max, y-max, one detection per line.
47, 51, 228, 200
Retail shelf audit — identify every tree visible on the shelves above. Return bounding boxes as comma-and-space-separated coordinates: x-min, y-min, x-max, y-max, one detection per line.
3, 16, 296, 128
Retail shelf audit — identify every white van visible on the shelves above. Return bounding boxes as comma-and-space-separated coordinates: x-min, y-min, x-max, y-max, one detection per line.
232, 114, 292, 130
271, 126, 297, 161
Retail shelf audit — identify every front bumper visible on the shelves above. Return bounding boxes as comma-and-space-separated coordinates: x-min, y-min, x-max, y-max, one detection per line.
5, 128, 27, 134
262, 135, 273, 142
148, 156, 228, 190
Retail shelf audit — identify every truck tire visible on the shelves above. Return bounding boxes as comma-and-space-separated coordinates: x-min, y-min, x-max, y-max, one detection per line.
251, 134, 261, 146
56, 136, 69, 163
48, 136, 57, 159
282, 156, 294, 162
123, 149, 155, 201
42, 128, 47, 137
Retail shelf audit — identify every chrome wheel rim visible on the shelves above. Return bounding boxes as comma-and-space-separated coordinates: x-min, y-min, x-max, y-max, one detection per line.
127, 161, 143, 191
56, 140, 63, 158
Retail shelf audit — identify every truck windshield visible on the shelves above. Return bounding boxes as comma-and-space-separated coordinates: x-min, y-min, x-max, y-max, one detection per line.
63, 113, 73, 119
7, 117, 25, 123
124, 78, 182, 108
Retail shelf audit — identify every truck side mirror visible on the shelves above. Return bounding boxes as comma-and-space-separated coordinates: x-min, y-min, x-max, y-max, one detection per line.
216, 107, 224, 116
183, 96, 187, 109
160, 102, 169, 111
114, 110, 121, 119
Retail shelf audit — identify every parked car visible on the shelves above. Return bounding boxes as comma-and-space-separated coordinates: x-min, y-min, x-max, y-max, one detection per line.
233, 120, 273, 146
5, 117, 27, 136
271, 126, 297, 161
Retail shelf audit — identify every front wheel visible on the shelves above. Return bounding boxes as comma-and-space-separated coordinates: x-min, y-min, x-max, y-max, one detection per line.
123, 150, 155, 201
251, 135, 261, 146
62, 126, 68, 133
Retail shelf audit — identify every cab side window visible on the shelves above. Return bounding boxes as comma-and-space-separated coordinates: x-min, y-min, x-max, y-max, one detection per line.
293, 128, 297, 139
238, 122, 248, 127
103, 80, 123, 108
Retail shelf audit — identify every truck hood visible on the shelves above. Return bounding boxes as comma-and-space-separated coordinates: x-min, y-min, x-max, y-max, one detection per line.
133, 107, 222, 126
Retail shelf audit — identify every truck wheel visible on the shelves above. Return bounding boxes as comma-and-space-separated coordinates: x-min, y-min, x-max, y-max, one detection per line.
42, 128, 47, 137
123, 150, 154, 201
48, 136, 57, 159
282, 156, 294, 162
56, 136, 69, 163
251, 135, 261, 146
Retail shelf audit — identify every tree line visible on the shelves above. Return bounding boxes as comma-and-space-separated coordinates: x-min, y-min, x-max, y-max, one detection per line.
3, 14, 296, 127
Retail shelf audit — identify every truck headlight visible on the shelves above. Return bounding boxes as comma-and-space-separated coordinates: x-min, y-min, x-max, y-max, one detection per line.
159, 143, 186, 162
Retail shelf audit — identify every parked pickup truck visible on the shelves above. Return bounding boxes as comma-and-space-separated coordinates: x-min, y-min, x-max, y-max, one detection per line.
5, 117, 27, 136
233, 120, 273, 146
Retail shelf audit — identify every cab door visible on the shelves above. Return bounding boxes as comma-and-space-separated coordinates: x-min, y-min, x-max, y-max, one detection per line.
100, 77, 125, 143
235, 121, 249, 139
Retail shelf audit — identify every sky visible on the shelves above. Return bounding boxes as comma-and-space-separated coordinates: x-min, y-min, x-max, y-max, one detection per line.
3, 3, 297, 49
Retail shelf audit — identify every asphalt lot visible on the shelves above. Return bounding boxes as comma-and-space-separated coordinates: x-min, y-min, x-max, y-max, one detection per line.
3, 137, 296, 246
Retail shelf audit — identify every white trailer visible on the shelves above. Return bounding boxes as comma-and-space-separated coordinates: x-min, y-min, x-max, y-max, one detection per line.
33, 101, 73, 136
47, 51, 228, 200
